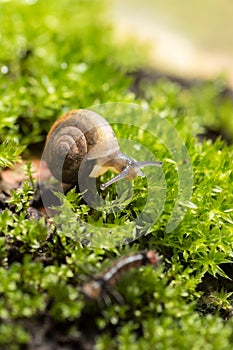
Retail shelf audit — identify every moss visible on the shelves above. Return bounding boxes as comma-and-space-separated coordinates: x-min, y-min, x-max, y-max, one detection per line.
0, 0, 232, 349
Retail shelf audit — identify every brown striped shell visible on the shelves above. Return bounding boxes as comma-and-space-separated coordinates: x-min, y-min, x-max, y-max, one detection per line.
44, 109, 120, 184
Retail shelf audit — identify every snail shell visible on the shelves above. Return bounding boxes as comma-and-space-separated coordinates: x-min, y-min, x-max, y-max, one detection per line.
44, 109, 162, 189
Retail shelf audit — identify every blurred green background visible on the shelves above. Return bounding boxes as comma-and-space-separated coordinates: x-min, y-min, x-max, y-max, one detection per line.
1, 0, 233, 145
111, 0, 233, 85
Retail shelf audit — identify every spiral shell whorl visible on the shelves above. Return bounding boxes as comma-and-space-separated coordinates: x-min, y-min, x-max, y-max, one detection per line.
45, 122, 87, 183
44, 109, 120, 184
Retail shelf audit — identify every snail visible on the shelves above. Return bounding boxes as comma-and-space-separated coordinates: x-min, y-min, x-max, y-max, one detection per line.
44, 109, 162, 190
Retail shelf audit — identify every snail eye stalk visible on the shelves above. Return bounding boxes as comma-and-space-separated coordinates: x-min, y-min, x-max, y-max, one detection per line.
100, 167, 130, 190
100, 160, 162, 190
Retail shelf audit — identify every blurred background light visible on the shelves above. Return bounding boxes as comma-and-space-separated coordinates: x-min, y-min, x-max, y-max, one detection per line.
111, 0, 233, 85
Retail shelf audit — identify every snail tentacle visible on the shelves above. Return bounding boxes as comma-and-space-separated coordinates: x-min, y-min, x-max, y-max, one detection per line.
44, 109, 162, 189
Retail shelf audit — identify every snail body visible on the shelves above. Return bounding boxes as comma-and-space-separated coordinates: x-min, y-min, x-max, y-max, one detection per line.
44, 109, 161, 190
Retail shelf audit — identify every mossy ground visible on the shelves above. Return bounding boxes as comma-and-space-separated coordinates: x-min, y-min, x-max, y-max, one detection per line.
0, 1, 233, 349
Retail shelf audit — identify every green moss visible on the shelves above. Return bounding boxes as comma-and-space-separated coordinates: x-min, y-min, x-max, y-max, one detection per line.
0, 0, 232, 349
0, 140, 25, 169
